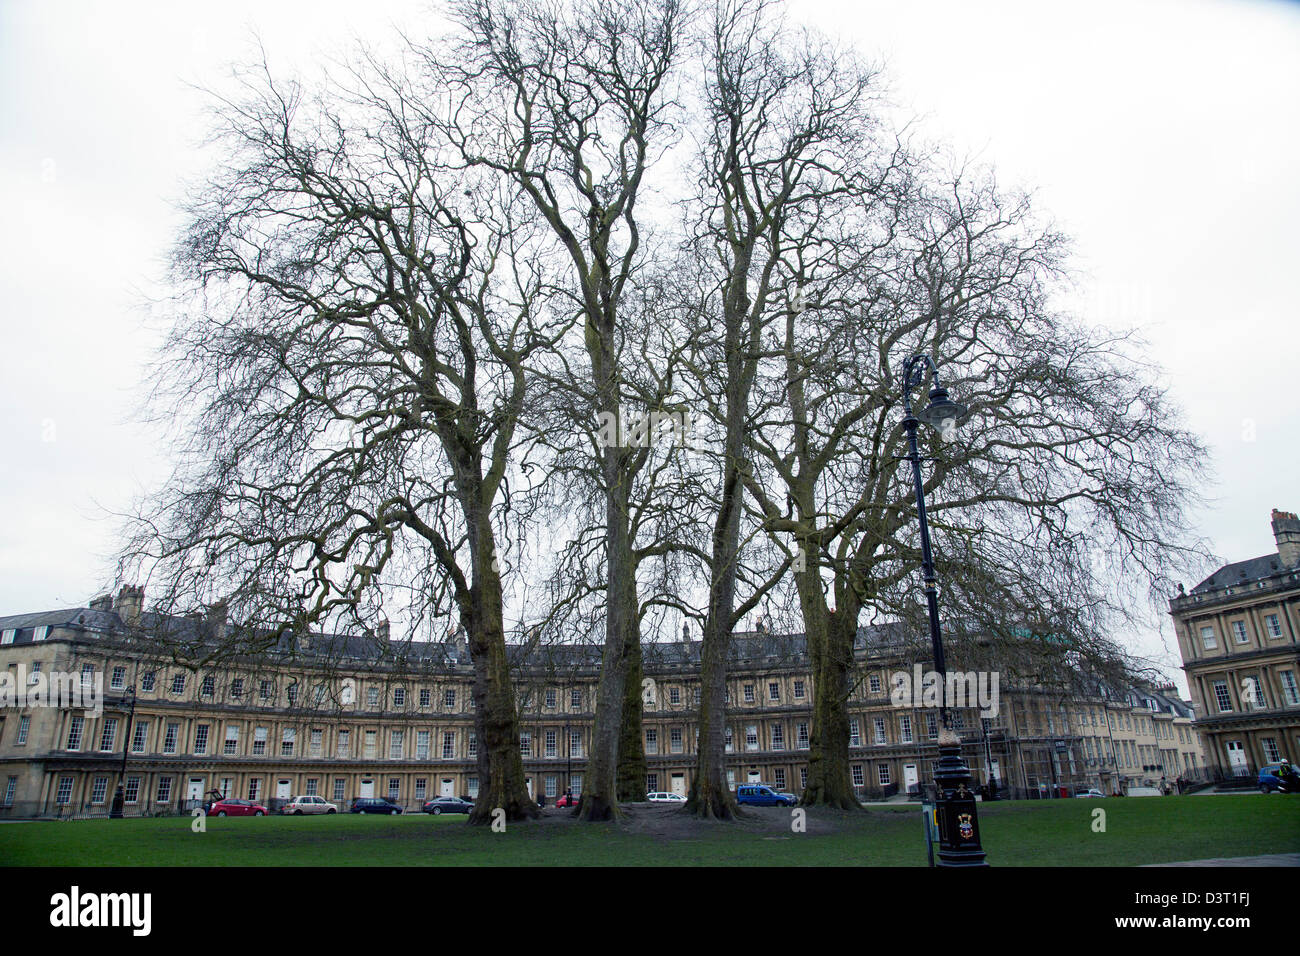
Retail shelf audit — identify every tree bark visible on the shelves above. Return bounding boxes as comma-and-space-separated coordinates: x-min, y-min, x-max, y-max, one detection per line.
688, 609, 739, 819
796, 544, 862, 809
577, 470, 637, 821
617, 632, 647, 802
464, 522, 538, 825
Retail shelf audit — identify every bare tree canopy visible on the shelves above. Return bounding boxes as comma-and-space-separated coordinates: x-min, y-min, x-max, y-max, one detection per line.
121, 50, 578, 821
740, 148, 1209, 807
119, 0, 1209, 823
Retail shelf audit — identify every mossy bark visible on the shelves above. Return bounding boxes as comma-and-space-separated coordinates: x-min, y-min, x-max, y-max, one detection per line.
576, 472, 637, 821
687, 616, 741, 819
616, 635, 647, 802
464, 528, 538, 825
796, 540, 862, 810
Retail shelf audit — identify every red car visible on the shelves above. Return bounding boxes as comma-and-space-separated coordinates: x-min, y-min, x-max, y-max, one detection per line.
209, 797, 268, 817
554, 793, 580, 808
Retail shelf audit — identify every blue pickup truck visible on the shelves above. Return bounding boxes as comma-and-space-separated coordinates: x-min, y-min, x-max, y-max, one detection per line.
735, 784, 798, 807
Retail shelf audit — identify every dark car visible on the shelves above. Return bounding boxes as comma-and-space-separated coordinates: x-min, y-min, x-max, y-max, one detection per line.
209, 797, 268, 817
1259, 763, 1300, 793
350, 797, 404, 815
735, 784, 797, 807
422, 796, 474, 815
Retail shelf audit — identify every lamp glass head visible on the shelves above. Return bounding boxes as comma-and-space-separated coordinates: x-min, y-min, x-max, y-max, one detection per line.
917, 386, 969, 429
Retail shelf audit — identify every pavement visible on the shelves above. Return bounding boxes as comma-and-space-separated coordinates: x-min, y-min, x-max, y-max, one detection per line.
1143, 853, 1300, 867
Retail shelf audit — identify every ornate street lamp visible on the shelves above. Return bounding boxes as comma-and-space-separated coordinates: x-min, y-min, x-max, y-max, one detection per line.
109, 684, 137, 819
900, 353, 988, 867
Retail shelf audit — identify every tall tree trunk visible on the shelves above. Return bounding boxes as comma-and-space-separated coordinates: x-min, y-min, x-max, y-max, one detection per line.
688, 495, 746, 819
464, 532, 538, 824
689, 610, 738, 818
687, 335, 750, 819
578, 472, 637, 820
617, 632, 647, 802
799, 570, 862, 809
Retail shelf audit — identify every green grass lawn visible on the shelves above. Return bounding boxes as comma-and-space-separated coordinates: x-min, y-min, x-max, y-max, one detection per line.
1, 796, 1295, 866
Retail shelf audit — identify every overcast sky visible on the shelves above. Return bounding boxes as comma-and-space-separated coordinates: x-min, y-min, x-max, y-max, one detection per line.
2, 0, 1297, 692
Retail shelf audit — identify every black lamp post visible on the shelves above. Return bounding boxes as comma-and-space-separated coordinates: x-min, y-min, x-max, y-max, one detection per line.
565, 712, 572, 801
981, 717, 999, 800
900, 353, 988, 867
109, 684, 136, 819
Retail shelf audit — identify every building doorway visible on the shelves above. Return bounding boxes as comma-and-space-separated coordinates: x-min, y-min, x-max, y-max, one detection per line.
1226, 740, 1249, 776
903, 763, 919, 795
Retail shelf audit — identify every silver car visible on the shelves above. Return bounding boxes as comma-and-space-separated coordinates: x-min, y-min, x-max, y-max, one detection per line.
645, 792, 686, 803
282, 795, 338, 815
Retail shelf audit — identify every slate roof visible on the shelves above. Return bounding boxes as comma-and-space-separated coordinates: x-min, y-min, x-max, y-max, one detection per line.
0, 607, 123, 644
1129, 684, 1195, 718
0, 597, 915, 671
1191, 553, 1285, 593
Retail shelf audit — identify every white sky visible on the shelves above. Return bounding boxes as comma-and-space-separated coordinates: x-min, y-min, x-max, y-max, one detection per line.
2, 0, 1298, 694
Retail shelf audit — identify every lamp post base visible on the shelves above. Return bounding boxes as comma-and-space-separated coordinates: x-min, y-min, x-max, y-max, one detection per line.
932, 729, 989, 867
109, 786, 125, 820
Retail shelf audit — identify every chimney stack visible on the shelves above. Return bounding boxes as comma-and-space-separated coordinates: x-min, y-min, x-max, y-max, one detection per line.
113, 585, 144, 627
1272, 508, 1300, 567
378, 619, 391, 642
206, 599, 228, 642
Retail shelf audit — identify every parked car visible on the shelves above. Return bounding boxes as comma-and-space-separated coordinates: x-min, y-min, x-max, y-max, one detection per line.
209, 797, 269, 817
1259, 763, 1300, 793
554, 792, 580, 808
645, 792, 686, 803
1125, 786, 1162, 797
282, 795, 338, 815
735, 784, 798, 807
1074, 788, 1105, 798
350, 797, 403, 815
422, 796, 474, 815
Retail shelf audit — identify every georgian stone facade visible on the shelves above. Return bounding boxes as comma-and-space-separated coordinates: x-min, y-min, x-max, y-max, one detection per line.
1170, 508, 1300, 780
0, 589, 1205, 817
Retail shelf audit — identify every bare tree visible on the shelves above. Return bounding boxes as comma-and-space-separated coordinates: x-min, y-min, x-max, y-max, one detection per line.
120, 55, 569, 822
743, 161, 1210, 807
119, 0, 1211, 825
523, 274, 708, 804
418, 0, 686, 819
668, 0, 896, 817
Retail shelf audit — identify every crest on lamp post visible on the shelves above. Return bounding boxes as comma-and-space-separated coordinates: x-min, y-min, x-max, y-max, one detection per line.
958, 813, 974, 840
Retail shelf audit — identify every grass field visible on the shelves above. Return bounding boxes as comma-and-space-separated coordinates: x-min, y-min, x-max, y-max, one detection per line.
1, 795, 1295, 866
